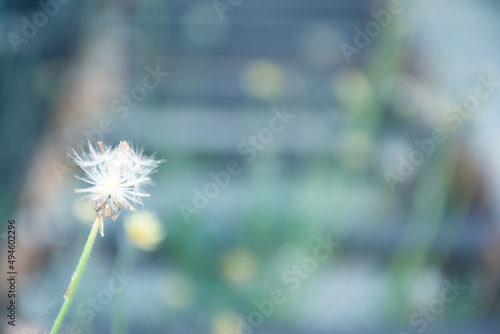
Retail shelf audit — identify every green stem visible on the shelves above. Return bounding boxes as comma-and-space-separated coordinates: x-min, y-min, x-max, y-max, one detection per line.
50, 217, 100, 334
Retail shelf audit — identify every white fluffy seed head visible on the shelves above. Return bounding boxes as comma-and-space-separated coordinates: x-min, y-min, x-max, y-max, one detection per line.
72, 141, 163, 224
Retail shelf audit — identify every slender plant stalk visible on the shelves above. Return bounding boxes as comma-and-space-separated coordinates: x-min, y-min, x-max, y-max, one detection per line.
50, 217, 100, 334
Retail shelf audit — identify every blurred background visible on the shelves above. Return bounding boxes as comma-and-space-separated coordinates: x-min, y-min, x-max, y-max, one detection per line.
2, 0, 500, 333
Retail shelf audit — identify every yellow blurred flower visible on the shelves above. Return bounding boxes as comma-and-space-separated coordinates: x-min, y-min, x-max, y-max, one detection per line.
241, 60, 284, 100
124, 210, 165, 251
339, 130, 373, 170
211, 311, 240, 334
72, 200, 97, 225
332, 68, 374, 119
159, 272, 194, 309
220, 248, 258, 284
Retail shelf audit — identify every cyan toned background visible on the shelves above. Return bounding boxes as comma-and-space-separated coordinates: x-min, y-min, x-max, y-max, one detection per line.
2, 0, 500, 333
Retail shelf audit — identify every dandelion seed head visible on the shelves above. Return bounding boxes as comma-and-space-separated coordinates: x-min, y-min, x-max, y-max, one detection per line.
71, 140, 163, 236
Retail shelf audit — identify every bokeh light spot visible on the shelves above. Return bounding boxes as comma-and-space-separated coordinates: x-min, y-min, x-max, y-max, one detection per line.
211, 311, 240, 334
220, 247, 259, 284
124, 210, 166, 251
333, 68, 374, 119
339, 130, 374, 170
241, 60, 284, 100
159, 272, 194, 309
72, 200, 96, 225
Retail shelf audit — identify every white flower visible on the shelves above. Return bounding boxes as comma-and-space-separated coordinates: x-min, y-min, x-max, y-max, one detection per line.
72, 141, 162, 236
